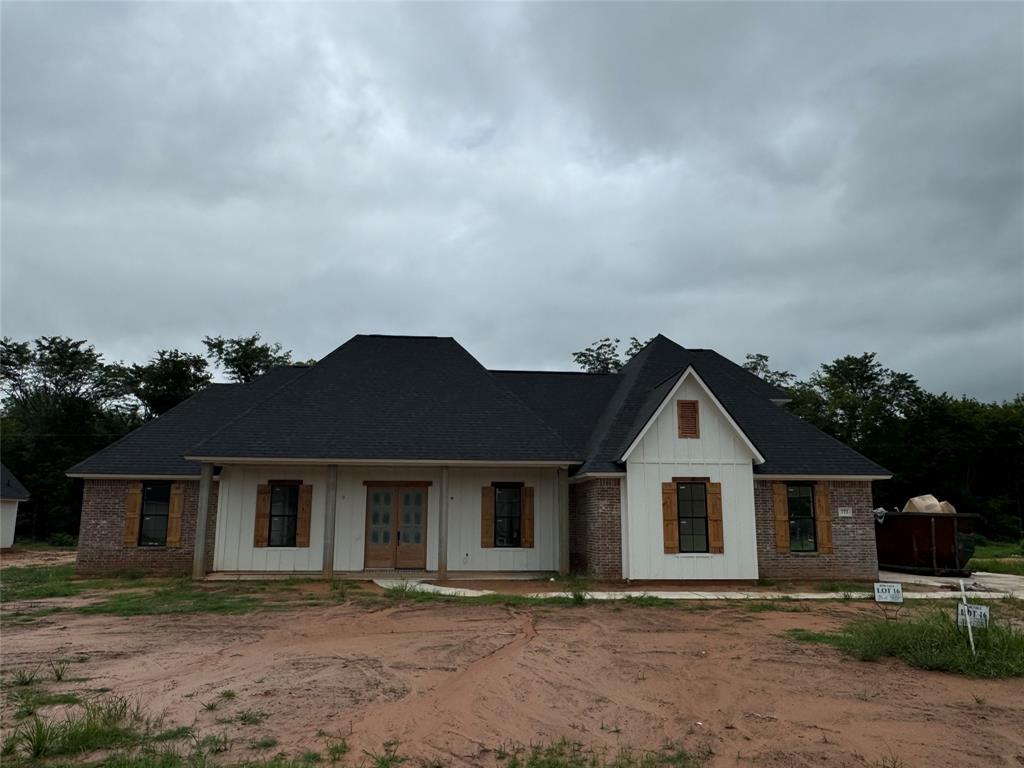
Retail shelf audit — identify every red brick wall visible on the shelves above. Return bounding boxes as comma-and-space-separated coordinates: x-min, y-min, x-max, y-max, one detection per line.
754, 480, 878, 580
76, 478, 218, 576
568, 479, 622, 579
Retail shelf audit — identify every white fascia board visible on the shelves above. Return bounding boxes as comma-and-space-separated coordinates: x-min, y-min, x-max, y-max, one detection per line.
755, 474, 892, 481
66, 473, 211, 481
620, 366, 766, 465
184, 456, 577, 468
568, 472, 627, 484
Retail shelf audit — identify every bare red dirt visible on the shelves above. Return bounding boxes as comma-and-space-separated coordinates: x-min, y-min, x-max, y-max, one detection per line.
2, 601, 1021, 767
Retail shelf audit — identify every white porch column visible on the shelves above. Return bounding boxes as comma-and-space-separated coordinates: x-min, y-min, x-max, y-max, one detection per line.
437, 466, 450, 579
192, 463, 214, 580
558, 468, 570, 574
322, 464, 339, 578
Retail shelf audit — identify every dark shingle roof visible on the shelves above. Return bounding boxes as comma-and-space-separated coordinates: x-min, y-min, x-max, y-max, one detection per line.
490, 371, 620, 455
563, 335, 889, 477
1, 463, 30, 500
189, 336, 575, 462
70, 333, 888, 478
67, 366, 308, 477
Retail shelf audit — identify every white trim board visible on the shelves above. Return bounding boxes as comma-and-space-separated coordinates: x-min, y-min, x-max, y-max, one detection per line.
184, 457, 577, 468
620, 367, 766, 465
756, 474, 892, 481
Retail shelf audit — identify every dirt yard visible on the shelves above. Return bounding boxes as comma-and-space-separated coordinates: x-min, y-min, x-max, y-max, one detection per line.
2, 599, 1022, 768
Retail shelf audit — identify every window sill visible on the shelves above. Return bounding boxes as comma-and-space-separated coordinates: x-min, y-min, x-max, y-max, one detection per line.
672, 553, 715, 558
787, 551, 821, 556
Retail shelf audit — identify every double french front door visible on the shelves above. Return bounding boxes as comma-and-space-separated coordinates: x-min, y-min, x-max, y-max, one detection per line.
364, 484, 428, 569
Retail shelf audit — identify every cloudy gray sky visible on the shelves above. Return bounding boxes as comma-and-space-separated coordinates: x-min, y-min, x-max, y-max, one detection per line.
2, 2, 1022, 399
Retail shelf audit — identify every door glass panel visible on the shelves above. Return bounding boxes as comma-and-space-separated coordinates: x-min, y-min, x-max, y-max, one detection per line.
370, 490, 392, 548
399, 488, 424, 548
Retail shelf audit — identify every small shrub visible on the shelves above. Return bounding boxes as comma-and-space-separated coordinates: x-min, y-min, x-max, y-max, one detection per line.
17, 716, 61, 758
47, 533, 78, 548
11, 666, 40, 686
571, 589, 587, 606
365, 740, 407, 768
218, 689, 237, 700
301, 750, 323, 763
50, 659, 70, 681
236, 708, 268, 726
201, 700, 219, 711
326, 738, 349, 761
197, 733, 230, 754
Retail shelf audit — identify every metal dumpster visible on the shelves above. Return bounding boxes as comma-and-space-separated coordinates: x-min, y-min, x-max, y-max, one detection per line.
874, 511, 979, 576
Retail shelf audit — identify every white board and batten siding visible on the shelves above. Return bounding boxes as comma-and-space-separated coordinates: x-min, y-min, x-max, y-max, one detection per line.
213, 465, 561, 573
213, 465, 328, 572
624, 375, 759, 580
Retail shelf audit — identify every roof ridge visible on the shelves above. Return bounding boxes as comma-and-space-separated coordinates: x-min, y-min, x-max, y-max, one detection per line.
490, 369, 618, 377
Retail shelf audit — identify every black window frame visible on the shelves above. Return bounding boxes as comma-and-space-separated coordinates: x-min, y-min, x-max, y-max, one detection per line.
139, 481, 172, 547
786, 483, 817, 553
493, 482, 524, 548
268, 480, 300, 548
676, 481, 709, 554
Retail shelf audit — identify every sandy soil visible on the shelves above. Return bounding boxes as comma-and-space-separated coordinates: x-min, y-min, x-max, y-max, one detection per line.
0, 548, 77, 568
2, 601, 1021, 767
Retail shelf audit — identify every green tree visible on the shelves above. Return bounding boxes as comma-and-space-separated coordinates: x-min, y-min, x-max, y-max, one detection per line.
129, 349, 211, 417
1, 336, 137, 539
742, 353, 796, 389
203, 334, 292, 383
572, 337, 652, 374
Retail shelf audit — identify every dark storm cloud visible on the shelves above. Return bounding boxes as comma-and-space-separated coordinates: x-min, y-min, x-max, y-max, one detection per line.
2, 2, 1021, 399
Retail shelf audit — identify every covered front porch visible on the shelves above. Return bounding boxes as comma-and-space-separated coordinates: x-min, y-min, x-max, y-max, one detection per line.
191, 462, 571, 578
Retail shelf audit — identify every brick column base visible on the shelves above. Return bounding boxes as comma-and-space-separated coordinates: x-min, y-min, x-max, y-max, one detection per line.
569, 478, 622, 579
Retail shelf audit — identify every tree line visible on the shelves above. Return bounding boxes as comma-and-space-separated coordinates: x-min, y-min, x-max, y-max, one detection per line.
0, 334, 299, 540
1, 333, 1020, 543
574, 338, 1023, 540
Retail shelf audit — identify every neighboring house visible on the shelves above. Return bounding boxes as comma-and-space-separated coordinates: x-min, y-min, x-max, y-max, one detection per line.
1, 463, 31, 549
69, 334, 889, 580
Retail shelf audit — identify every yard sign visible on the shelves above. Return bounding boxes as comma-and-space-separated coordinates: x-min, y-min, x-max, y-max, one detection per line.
873, 582, 903, 603
873, 582, 903, 620
956, 603, 990, 629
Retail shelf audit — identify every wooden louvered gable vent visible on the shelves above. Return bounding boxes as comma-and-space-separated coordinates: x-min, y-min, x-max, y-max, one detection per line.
677, 400, 700, 438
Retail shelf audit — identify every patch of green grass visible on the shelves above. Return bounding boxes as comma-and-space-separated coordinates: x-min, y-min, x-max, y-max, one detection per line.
218, 689, 237, 701
300, 751, 322, 763
76, 582, 264, 616
504, 738, 710, 768
973, 539, 1023, 559
618, 595, 677, 608
153, 725, 193, 742
788, 609, 1024, 677
814, 581, 870, 593
0, 565, 82, 602
250, 735, 279, 750
12, 688, 82, 718
969, 558, 1024, 576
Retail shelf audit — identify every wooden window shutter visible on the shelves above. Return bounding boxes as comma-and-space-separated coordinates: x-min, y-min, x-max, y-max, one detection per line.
772, 482, 790, 552
677, 400, 700, 438
707, 482, 724, 554
254, 484, 271, 548
122, 481, 143, 548
480, 486, 495, 548
296, 484, 313, 548
521, 487, 535, 548
661, 482, 679, 554
165, 483, 184, 548
815, 482, 833, 554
